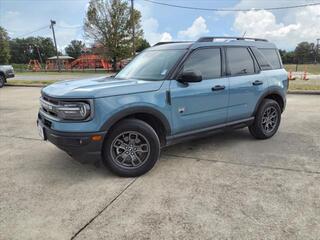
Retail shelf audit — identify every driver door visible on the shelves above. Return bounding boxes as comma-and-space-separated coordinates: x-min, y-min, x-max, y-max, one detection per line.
169, 47, 229, 134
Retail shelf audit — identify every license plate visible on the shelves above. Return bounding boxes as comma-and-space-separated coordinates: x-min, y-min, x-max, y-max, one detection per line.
37, 122, 45, 140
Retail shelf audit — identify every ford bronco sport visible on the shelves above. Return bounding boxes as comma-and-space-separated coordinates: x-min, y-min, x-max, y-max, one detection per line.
37, 36, 288, 177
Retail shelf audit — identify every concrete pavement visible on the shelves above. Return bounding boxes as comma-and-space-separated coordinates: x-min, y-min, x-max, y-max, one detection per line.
10, 72, 110, 81
0, 87, 319, 239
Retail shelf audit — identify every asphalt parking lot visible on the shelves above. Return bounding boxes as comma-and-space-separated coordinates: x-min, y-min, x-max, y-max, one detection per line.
0, 87, 320, 240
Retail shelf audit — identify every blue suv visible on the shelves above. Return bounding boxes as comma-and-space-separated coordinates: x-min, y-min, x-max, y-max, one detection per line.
37, 36, 288, 177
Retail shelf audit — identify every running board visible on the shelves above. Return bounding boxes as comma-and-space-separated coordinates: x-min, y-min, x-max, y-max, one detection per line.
165, 117, 254, 146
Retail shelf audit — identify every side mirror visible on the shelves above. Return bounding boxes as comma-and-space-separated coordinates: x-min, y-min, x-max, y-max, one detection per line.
178, 70, 202, 83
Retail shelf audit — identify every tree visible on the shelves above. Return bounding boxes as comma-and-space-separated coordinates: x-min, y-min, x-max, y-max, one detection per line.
84, 0, 143, 70
294, 42, 315, 64
279, 49, 296, 64
0, 26, 11, 64
136, 38, 150, 52
9, 37, 55, 64
65, 40, 85, 59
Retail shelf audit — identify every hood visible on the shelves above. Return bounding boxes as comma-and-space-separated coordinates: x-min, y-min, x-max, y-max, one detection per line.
42, 76, 164, 99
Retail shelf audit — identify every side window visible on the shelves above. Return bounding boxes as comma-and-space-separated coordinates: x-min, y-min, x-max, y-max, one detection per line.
227, 47, 255, 76
259, 48, 281, 69
182, 48, 221, 80
251, 47, 272, 70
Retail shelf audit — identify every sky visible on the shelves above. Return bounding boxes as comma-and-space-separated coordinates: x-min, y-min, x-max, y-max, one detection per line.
1, 0, 320, 52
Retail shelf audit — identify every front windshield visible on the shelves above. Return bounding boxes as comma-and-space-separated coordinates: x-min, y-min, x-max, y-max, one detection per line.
115, 49, 186, 81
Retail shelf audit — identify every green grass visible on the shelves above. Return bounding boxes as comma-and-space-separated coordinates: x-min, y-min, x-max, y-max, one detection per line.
284, 64, 320, 74
7, 80, 58, 85
288, 83, 320, 91
15, 71, 108, 76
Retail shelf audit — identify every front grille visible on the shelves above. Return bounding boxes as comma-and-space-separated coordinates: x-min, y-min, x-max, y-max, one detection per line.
40, 94, 61, 120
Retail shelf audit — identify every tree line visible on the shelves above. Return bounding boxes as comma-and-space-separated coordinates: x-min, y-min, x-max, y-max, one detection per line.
0, 0, 150, 70
280, 42, 320, 64
0, 0, 319, 67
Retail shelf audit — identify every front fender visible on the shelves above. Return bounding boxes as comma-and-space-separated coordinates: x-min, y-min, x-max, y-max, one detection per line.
99, 106, 171, 135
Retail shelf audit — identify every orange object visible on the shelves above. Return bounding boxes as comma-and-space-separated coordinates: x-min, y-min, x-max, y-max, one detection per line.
28, 60, 41, 72
91, 135, 103, 141
288, 71, 295, 81
70, 54, 112, 70
303, 70, 308, 80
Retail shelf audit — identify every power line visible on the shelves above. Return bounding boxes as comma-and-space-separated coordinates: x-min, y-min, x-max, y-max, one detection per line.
141, 0, 320, 12
11, 24, 82, 39
14, 25, 50, 38
57, 25, 83, 29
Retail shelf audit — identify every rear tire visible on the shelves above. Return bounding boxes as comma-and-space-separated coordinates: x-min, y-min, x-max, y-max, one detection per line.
102, 119, 160, 177
0, 75, 5, 88
249, 99, 281, 139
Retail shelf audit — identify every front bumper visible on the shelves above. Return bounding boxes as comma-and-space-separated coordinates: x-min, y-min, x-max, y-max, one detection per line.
37, 113, 106, 160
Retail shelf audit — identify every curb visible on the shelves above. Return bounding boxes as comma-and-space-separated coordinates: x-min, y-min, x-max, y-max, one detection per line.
287, 90, 320, 95
6, 84, 45, 88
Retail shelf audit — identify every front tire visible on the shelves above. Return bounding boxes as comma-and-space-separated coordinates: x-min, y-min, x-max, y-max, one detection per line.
0, 75, 5, 88
249, 99, 281, 139
102, 119, 160, 177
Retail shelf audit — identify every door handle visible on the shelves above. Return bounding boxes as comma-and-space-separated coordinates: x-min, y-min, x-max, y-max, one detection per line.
252, 80, 263, 86
212, 85, 225, 91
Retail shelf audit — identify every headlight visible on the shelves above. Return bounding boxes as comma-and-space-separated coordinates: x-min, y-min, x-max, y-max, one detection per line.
57, 102, 91, 120
40, 97, 93, 121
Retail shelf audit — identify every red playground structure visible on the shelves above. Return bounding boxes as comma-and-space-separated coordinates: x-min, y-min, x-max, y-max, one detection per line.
70, 54, 112, 70
28, 60, 42, 72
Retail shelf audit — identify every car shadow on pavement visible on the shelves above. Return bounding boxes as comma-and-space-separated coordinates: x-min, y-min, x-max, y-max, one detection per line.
163, 128, 254, 154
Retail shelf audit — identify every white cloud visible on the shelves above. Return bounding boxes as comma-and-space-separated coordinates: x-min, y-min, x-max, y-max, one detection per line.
135, 2, 172, 45
160, 32, 172, 42
178, 16, 209, 39
232, 0, 320, 49
233, 6, 320, 49
140, 17, 172, 45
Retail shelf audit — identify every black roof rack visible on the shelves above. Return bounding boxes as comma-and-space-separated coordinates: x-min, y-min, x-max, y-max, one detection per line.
197, 36, 268, 42
153, 41, 192, 46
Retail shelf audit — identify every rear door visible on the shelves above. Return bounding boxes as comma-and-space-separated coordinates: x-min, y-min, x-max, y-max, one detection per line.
170, 47, 229, 134
226, 47, 267, 122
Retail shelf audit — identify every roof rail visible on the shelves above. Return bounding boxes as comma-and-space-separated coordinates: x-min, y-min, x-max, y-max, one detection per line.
153, 41, 192, 46
197, 36, 268, 42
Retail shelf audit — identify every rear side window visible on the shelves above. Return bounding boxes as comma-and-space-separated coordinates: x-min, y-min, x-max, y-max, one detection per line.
226, 47, 255, 76
251, 48, 272, 71
259, 48, 282, 69
182, 48, 221, 80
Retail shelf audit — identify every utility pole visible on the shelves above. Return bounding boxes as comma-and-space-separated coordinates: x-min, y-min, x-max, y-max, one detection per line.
315, 38, 320, 64
50, 20, 61, 72
131, 0, 135, 57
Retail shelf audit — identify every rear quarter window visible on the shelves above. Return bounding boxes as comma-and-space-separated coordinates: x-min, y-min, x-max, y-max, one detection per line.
258, 48, 282, 69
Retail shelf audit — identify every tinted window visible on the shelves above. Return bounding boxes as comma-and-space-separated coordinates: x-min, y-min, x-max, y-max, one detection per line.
259, 48, 281, 69
182, 48, 221, 80
251, 48, 272, 70
227, 47, 255, 76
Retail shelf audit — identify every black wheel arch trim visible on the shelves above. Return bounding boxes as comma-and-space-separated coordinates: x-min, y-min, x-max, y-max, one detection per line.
253, 88, 286, 115
100, 106, 171, 135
